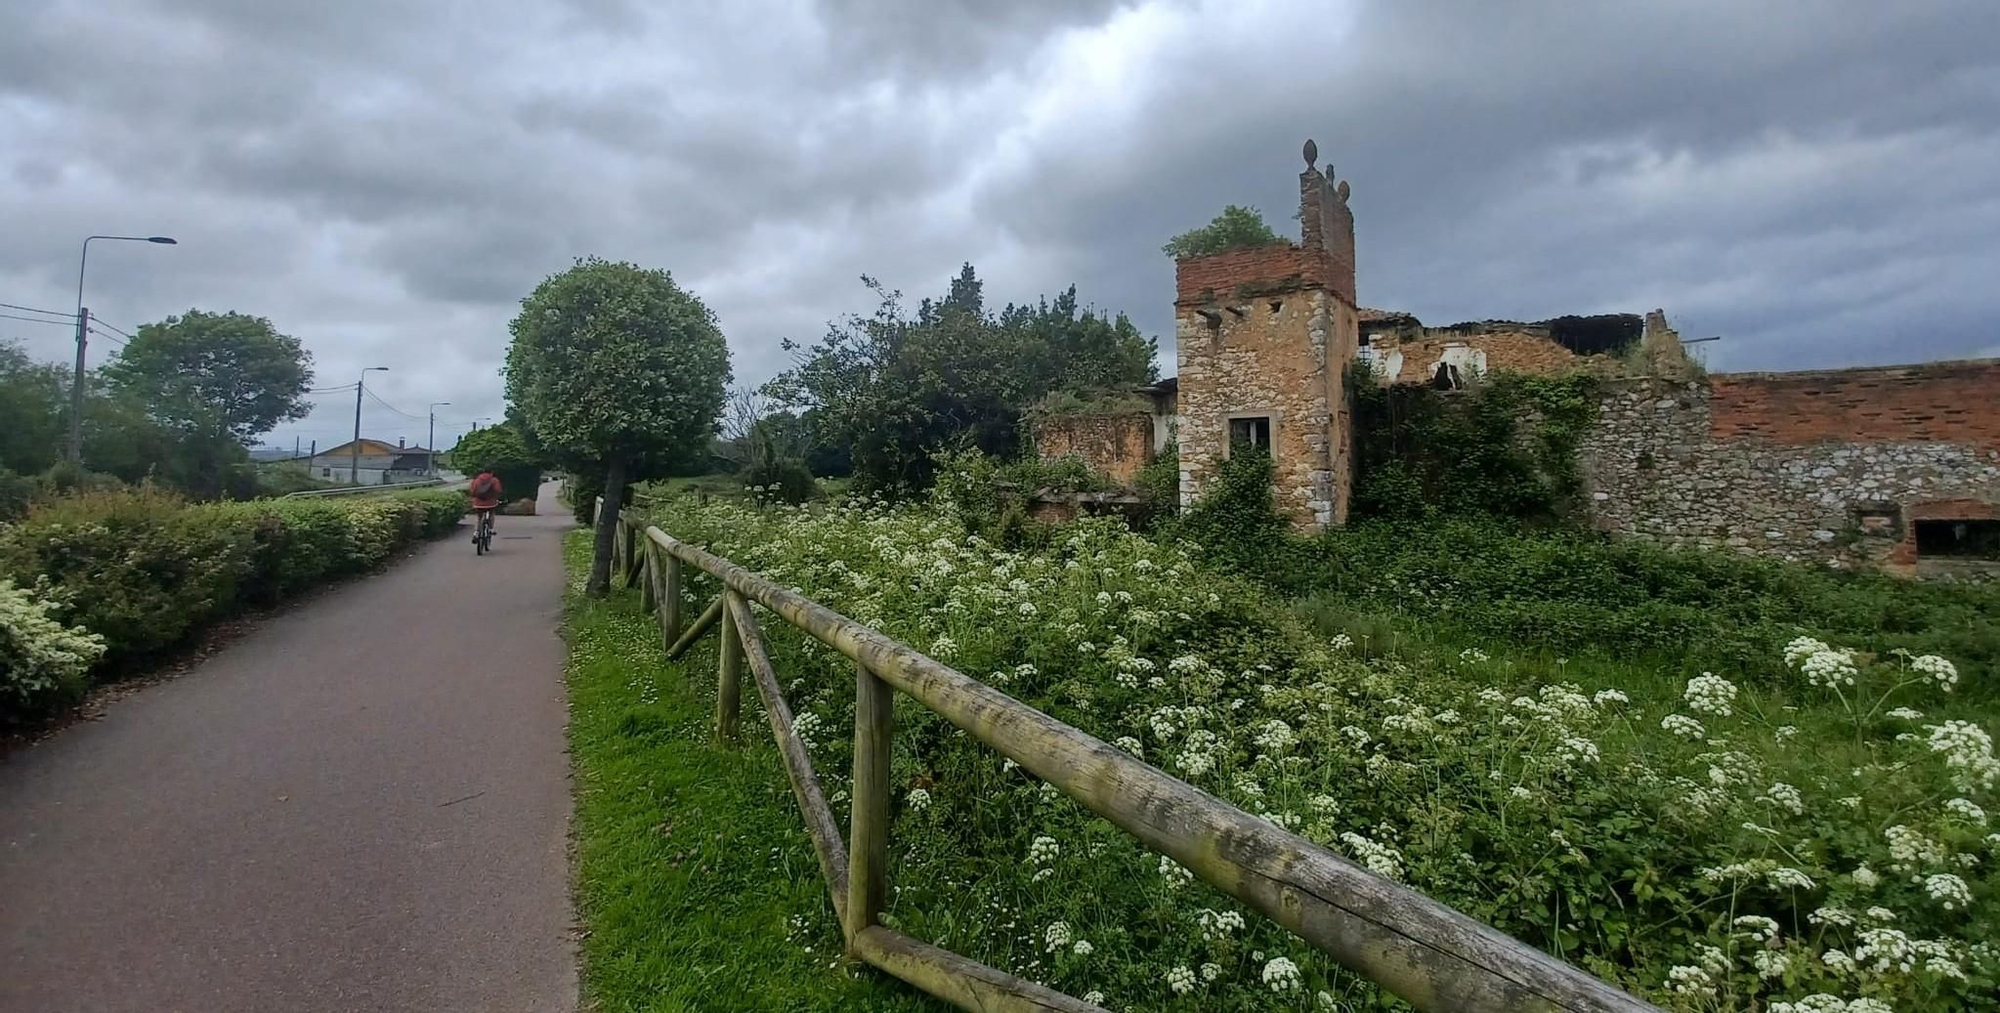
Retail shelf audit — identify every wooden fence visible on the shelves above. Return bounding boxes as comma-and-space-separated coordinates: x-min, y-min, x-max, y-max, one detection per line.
612, 509, 1662, 1013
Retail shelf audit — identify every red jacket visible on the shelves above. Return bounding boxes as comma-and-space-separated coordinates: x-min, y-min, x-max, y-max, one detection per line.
469, 473, 504, 509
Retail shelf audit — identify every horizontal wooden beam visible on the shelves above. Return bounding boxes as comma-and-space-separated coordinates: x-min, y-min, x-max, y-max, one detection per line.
725, 594, 851, 926
632, 515, 1658, 1013
851, 926, 1105, 1013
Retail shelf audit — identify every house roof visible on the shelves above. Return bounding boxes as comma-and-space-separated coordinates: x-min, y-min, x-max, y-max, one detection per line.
314, 438, 401, 458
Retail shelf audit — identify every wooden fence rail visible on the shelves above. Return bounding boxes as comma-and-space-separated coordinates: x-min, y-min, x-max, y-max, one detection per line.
616, 508, 1661, 1013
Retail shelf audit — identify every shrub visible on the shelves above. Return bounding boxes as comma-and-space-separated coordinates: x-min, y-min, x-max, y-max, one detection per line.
0, 488, 465, 722
742, 456, 816, 505
0, 580, 106, 720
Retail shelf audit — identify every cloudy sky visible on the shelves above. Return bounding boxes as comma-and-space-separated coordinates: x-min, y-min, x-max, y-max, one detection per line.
4, 0, 1997, 452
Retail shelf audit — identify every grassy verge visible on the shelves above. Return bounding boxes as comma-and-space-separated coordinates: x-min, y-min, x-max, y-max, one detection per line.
562, 529, 944, 1013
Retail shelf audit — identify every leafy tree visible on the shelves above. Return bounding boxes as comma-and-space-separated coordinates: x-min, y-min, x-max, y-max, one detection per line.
0, 343, 67, 476
1161, 204, 1281, 259
764, 264, 1156, 493
504, 257, 731, 595
101, 310, 314, 442
446, 424, 543, 503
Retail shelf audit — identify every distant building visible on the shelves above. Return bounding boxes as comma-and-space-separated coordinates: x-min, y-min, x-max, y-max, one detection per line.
309, 438, 439, 485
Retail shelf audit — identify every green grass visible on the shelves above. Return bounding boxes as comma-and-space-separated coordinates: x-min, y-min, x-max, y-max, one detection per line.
562, 530, 945, 1013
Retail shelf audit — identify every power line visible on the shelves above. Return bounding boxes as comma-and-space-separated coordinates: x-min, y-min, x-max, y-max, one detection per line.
364, 387, 425, 421
0, 311, 79, 329
0, 301, 76, 319
86, 325, 128, 348
90, 318, 137, 342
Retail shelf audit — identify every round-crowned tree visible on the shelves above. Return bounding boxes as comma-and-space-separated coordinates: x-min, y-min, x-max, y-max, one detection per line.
504, 258, 731, 595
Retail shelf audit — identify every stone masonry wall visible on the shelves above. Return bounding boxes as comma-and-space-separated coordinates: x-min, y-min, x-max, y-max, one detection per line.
1581, 372, 2000, 572
1178, 290, 1345, 528
1033, 413, 1155, 484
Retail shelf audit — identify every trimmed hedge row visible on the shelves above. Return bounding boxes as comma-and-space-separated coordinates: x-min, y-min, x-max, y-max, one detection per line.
0, 488, 466, 722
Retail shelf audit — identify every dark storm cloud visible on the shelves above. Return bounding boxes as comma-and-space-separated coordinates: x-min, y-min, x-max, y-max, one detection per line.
2, 0, 1997, 452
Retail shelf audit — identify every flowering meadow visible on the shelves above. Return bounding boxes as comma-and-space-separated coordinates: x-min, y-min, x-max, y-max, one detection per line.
641, 494, 1998, 1012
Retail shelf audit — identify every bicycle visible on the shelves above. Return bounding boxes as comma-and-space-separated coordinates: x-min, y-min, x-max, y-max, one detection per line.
473, 507, 495, 555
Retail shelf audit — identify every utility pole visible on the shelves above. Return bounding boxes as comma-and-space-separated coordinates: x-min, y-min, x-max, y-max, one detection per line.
352, 366, 389, 485
427, 402, 452, 476
67, 307, 89, 465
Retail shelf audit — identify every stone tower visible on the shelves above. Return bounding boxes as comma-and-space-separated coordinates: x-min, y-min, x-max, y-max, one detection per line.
1174, 140, 1359, 529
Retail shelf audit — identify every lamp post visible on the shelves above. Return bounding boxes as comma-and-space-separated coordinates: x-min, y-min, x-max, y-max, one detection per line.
70, 234, 176, 464
427, 402, 451, 476
352, 367, 390, 485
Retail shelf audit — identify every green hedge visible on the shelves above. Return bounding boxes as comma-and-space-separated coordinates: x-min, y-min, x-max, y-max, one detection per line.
0, 488, 465, 722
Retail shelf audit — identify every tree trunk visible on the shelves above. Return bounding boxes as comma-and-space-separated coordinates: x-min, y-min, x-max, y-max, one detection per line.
587, 454, 627, 597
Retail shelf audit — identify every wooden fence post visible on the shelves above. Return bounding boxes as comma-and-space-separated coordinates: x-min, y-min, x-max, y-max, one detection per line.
846, 659, 892, 946
639, 540, 657, 612
661, 553, 683, 649
624, 522, 645, 588
716, 589, 744, 742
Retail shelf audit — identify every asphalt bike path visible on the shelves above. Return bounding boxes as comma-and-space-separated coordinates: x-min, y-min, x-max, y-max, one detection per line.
1, 483, 576, 1012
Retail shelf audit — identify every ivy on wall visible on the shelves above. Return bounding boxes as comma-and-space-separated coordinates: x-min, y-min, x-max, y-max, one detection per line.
1348, 365, 1599, 524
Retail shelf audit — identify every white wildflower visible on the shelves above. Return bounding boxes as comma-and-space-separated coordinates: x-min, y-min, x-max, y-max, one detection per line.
1113, 736, 1143, 758
1784, 636, 1832, 667
1851, 865, 1881, 889
1339, 832, 1404, 880
1765, 782, 1806, 816
1028, 835, 1060, 865
1070, 939, 1093, 957
1592, 689, 1630, 707
1661, 714, 1706, 738
1684, 673, 1739, 716
1944, 797, 1987, 825
1802, 648, 1859, 688
1924, 873, 1973, 911
1200, 962, 1222, 982
1733, 915, 1781, 942
1886, 707, 1924, 721
1165, 965, 1196, 995
906, 788, 931, 812
1911, 654, 1958, 691
1752, 949, 1791, 980
1856, 927, 1914, 973
1261, 956, 1302, 993
1043, 921, 1072, 952
1666, 965, 1714, 998
1158, 855, 1194, 890
1329, 633, 1354, 650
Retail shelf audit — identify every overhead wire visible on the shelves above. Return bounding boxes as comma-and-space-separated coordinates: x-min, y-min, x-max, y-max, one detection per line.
0, 301, 76, 319
90, 318, 137, 342
363, 387, 426, 421
0, 311, 80, 329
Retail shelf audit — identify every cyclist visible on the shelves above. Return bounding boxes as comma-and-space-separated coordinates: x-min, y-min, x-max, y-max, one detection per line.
469, 470, 504, 543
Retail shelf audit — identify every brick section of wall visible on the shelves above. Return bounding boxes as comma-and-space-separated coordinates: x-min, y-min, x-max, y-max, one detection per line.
1580, 374, 2000, 573
1033, 413, 1155, 484
1710, 360, 2000, 448
1173, 244, 1330, 308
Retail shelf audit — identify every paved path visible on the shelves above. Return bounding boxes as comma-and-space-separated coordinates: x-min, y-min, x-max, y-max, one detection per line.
0, 484, 576, 1013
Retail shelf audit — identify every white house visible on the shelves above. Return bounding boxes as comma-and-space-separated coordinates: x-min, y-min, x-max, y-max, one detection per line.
309, 438, 439, 485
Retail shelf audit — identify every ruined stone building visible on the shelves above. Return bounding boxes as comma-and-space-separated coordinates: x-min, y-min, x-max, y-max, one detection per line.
1032, 140, 2000, 575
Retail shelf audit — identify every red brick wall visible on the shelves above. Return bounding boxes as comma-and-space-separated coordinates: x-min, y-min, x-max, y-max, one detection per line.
1174, 244, 1331, 307
1710, 360, 2000, 448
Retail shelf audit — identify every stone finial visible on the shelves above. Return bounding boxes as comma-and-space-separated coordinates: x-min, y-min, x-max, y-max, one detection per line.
1336, 179, 1350, 202
1303, 138, 1318, 169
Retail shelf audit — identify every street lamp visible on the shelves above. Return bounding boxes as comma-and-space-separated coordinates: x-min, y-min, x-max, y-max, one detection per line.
352, 367, 390, 485
427, 402, 452, 476
69, 234, 177, 463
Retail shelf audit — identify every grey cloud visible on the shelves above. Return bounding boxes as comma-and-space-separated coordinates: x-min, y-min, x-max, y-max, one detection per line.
2, 0, 1997, 455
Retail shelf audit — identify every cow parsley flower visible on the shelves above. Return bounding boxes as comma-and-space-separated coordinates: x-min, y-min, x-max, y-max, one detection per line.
1254, 719, 1298, 754
1028, 835, 1060, 865
1070, 939, 1093, 957
1912, 654, 1958, 691
906, 788, 932, 812
1944, 797, 1987, 825
1926, 720, 2000, 792
1666, 965, 1714, 998
1081, 991, 1104, 1005
1165, 965, 1197, 994
1261, 956, 1302, 993
1113, 736, 1143, 757
1851, 865, 1881, 889
1043, 921, 1072, 952
1856, 927, 1914, 973
1158, 855, 1193, 890
1339, 832, 1404, 880
1684, 673, 1738, 716
1329, 633, 1354, 650
1196, 908, 1245, 941
1784, 636, 1832, 667
1200, 962, 1222, 982
1925, 873, 1973, 910
1592, 689, 1630, 707
1556, 736, 1600, 766
1801, 648, 1859, 688
1752, 950, 1791, 980
1661, 714, 1706, 738
1733, 915, 1781, 942
1820, 948, 1857, 975
1458, 647, 1490, 663
1886, 707, 1924, 721
1766, 782, 1806, 816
